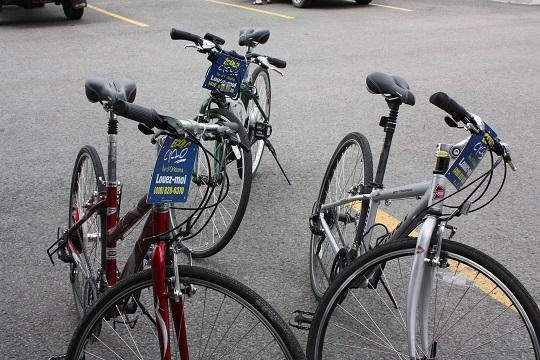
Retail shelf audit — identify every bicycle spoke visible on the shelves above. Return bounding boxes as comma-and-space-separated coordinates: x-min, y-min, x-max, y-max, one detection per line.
307, 239, 540, 359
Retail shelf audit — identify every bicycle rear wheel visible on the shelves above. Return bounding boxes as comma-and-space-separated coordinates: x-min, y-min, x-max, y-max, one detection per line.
310, 132, 373, 300
68, 145, 106, 318
306, 237, 540, 359
170, 108, 252, 258
66, 265, 306, 359
244, 65, 271, 175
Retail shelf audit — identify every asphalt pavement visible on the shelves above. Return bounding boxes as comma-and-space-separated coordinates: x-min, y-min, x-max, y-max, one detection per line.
1, 0, 539, 358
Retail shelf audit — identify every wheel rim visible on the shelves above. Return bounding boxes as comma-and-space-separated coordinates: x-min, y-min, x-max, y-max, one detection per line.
69, 267, 300, 359
310, 136, 371, 299
310, 240, 540, 359
170, 110, 251, 257
70, 151, 103, 317
246, 69, 270, 174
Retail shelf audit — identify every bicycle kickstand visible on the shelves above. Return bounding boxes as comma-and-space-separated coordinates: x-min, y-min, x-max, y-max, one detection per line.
264, 138, 292, 185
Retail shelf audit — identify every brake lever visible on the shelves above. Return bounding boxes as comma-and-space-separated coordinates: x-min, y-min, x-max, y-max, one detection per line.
489, 136, 517, 172
227, 131, 250, 153
150, 118, 186, 144
256, 56, 284, 76
206, 126, 250, 153
501, 143, 517, 171
270, 67, 285, 77
184, 44, 202, 51
151, 130, 168, 145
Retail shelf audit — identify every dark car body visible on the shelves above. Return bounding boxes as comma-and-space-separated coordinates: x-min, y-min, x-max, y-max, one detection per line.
0, 0, 87, 19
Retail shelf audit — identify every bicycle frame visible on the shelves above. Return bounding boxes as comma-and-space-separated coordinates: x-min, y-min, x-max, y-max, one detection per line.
318, 180, 432, 255
65, 111, 156, 289
46, 77, 250, 358
151, 203, 187, 360
58, 116, 193, 359
316, 142, 462, 359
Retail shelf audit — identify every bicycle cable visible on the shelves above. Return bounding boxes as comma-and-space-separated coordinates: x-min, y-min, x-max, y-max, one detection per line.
138, 129, 232, 244
428, 148, 507, 219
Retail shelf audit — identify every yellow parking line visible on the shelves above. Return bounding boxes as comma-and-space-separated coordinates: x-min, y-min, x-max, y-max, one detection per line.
206, 0, 295, 19
87, 4, 150, 27
370, 3, 413, 11
350, 203, 514, 307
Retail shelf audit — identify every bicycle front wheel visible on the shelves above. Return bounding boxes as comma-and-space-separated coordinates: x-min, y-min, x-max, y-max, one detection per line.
66, 265, 306, 359
244, 65, 271, 175
68, 145, 106, 318
310, 132, 373, 300
170, 108, 252, 257
306, 237, 540, 359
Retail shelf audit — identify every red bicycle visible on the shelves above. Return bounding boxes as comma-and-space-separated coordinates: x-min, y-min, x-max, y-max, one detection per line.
47, 77, 252, 318
49, 78, 305, 359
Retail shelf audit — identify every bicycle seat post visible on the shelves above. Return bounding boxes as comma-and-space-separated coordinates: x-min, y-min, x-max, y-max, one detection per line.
107, 110, 119, 185
105, 109, 119, 286
373, 100, 401, 188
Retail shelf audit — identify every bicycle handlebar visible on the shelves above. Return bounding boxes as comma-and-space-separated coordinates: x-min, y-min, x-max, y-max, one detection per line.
429, 92, 516, 171
267, 56, 287, 69
113, 100, 159, 128
247, 52, 287, 69
170, 28, 286, 70
112, 100, 248, 151
170, 28, 201, 44
429, 92, 468, 123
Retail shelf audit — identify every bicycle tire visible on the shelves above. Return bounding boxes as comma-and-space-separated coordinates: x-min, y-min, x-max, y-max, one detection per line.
68, 145, 106, 318
171, 108, 252, 258
310, 132, 373, 301
244, 65, 271, 176
66, 265, 306, 359
306, 237, 540, 359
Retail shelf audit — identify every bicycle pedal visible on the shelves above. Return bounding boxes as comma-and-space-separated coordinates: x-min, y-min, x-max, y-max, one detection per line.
289, 310, 314, 330
48, 355, 66, 360
251, 121, 272, 140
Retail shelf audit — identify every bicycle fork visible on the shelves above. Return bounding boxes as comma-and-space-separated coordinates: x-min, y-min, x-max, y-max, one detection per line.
406, 215, 437, 359
406, 170, 449, 359
151, 206, 190, 360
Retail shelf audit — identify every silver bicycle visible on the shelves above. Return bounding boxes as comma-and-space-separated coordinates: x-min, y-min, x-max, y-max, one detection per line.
305, 72, 540, 358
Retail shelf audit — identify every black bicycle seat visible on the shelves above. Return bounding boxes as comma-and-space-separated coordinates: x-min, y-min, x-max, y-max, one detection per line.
85, 77, 137, 104
239, 27, 270, 47
366, 72, 415, 106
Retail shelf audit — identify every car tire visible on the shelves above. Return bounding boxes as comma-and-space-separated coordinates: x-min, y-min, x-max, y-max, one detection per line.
62, 2, 84, 20
292, 0, 312, 8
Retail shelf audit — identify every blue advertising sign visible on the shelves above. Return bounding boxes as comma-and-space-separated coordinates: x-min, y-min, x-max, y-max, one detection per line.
445, 124, 497, 190
202, 53, 247, 97
147, 137, 198, 204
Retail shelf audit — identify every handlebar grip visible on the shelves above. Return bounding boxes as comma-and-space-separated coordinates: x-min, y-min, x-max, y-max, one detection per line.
228, 50, 246, 60
429, 92, 468, 122
267, 56, 286, 69
170, 28, 201, 43
112, 100, 160, 128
